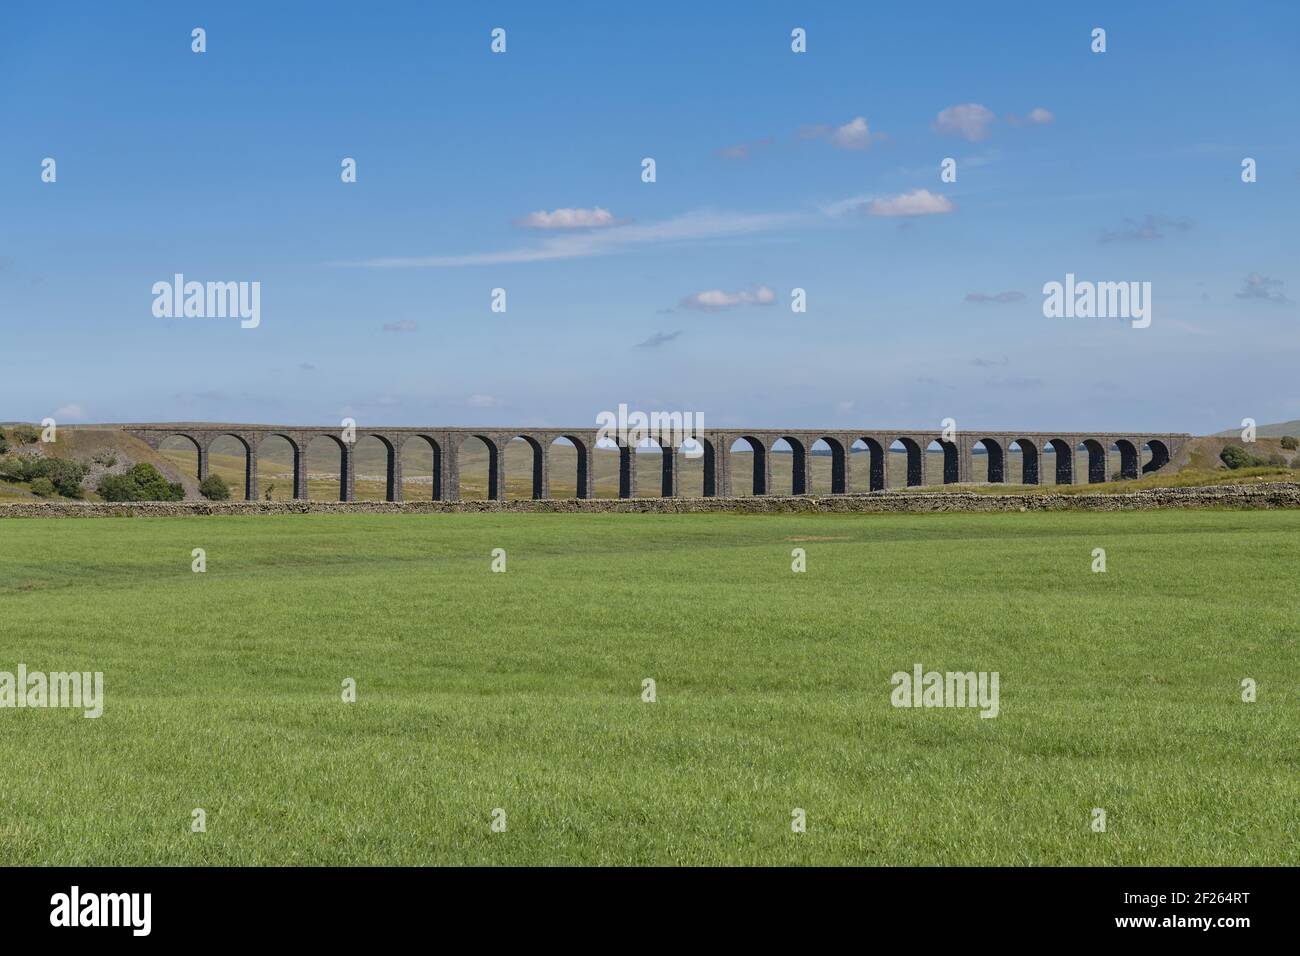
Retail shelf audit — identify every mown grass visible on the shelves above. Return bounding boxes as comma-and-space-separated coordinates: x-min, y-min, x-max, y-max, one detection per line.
1, 510, 1297, 865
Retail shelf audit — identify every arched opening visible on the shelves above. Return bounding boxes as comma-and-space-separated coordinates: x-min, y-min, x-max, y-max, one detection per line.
1113, 440, 1139, 481
547, 435, 588, 499
205, 435, 252, 499
851, 437, 886, 492
353, 435, 396, 501
305, 434, 347, 501
457, 435, 499, 501
158, 434, 203, 481
926, 440, 958, 484
810, 437, 846, 494
503, 435, 544, 500
775, 436, 808, 495
677, 438, 705, 497
256, 434, 299, 500
592, 436, 621, 499
973, 438, 1004, 483
1009, 439, 1039, 485
1142, 440, 1170, 473
633, 436, 669, 498
894, 438, 923, 487
401, 435, 443, 500
1078, 439, 1107, 483
728, 436, 767, 496
1046, 438, 1073, 485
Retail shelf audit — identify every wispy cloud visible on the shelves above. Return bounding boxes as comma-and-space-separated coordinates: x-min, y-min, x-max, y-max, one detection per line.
970, 356, 1010, 367
382, 320, 419, 332
1006, 107, 1055, 127
466, 394, 506, 408
340, 210, 801, 268
634, 330, 683, 348
514, 206, 616, 229
715, 138, 774, 160
965, 290, 1024, 304
680, 285, 775, 311
53, 403, 85, 419
1235, 273, 1292, 304
867, 189, 955, 217
1099, 214, 1193, 243
933, 103, 996, 142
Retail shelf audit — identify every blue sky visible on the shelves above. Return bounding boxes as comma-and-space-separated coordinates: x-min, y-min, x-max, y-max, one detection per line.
3, 1, 1297, 433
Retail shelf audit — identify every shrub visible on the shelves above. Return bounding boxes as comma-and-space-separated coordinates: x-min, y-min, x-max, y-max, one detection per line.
91, 449, 118, 467
0, 455, 87, 496
29, 477, 56, 497
96, 474, 136, 502
41, 458, 88, 498
10, 424, 40, 445
0, 436, 8, 455
263, 482, 275, 501
199, 474, 231, 500
96, 463, 185, 502
1219, 445, 1251, 469
1282, 436, 1299, 450
1268, 453, 1288, 467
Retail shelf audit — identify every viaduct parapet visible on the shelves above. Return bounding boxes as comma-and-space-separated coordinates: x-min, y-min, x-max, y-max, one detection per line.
118, 424, 1190, 502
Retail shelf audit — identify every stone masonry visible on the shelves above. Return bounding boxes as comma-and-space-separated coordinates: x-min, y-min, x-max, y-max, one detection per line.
120, 424, 1190, 503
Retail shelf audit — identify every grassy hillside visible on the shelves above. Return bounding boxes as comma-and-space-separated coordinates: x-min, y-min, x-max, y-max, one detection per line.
1214, 420, 1300, 439
1, 510, 1296, 865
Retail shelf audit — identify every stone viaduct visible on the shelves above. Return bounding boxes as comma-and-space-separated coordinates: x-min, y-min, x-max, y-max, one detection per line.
122, 424, 1190, 502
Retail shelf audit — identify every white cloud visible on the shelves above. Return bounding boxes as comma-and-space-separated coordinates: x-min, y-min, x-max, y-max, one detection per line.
382, 320, 418, 332
53, 404, 85, 419
515, 207, 616, 229
1007, 107, 1055, 127
933, 103, 996, 141
866, 189, 956, 217
466, 394, 506, 408
341, 210, 802, 268
830, 116, 871, 150
680, 285, 776, 311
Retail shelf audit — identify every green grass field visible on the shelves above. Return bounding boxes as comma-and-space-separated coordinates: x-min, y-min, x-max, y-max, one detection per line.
2, 510, 1297, 865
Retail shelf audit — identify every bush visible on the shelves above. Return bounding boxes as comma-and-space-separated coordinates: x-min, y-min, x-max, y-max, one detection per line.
1268, 453, 1288, 467
1219, 445, 1252, 469
91, 449, 117, 467
29, 477, 56, 497
1282, 436, 1299, 450
96, 474, 136, 502
96, 463, 185, 502
0, 436, 8, 455
41, 458, 88, 498
199, 474, 231, 500
9, 424, 40, 445
0, 454, 87, 496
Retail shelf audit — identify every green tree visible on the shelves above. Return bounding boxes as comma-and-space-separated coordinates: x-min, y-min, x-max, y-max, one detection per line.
29, 477, 56, 497
1281, 436, 1298, 450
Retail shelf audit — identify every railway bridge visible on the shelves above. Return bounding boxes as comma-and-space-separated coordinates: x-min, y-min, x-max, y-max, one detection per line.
121, 424, 1190, 502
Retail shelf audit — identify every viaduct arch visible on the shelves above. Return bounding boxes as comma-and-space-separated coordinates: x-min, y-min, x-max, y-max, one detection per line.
129, 424, 1189, 502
